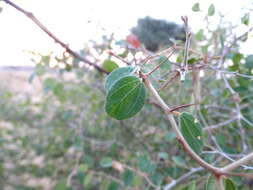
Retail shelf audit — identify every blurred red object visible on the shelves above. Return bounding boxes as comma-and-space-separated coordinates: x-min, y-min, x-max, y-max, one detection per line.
126, 34, 141, 48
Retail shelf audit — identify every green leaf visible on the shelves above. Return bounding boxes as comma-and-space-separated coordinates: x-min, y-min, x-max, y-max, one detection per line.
229, 53, 243, 71
158, 55, 171, 70
53, 83, 64, 96
150, 172, 163, 185
224, 178, 238, 190
188, 57, 200, 64
232, 53, 243, 65
195, 29, 204, 41
100, 157, 113, 168
179, 112, 203, 154
164, 132, 176, 142
188, 182, 196, 190
41, 55, 50, 64
43, 78, 58, 92
241, 13, 250, 26
138, 155, 155, 174
201, 45, 209, 54
102, 60, 119, 72
204, 175, 216, 190
83, 173, 93, 187
79, 164, 89, 172
122, 170, 134, 186
65, 64, 72, 71
53, 180, 67, 190
172, 156, 186, 167
118, 50, 129, 58
105, 76, 146, 120
208, 4, 215, 16
181, 182, 196, 190
35, 64, 46, 76
176, 54, 183, 63
105, 66, 135, 92
158, 152, 169, 160
43, 80, 66, 102
107, 182, 120, 190
82, 155, 94, 167
245, 55, 253, 69
192, 3, 200, 12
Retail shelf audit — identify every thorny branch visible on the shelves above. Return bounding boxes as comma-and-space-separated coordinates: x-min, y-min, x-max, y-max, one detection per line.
141, 16, 253, 189
2, 0, 108, 74
143, 70, 253, 189
145, 48, 176, 77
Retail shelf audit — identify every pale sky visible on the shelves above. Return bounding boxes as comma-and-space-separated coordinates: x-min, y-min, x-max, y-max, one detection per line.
0, 0, 252, 66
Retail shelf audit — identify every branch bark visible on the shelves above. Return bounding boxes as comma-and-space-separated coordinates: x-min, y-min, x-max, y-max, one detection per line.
142, 75, 221, 176
204, 117, 238, 132
221, 152, 253, 172
164, 167, 203, 190
142, 74, 253, 181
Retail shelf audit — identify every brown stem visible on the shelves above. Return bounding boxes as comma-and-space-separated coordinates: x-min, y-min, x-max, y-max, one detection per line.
2, 0, 108, 74
145, 48, 176, 77
221, 152, 253, 172
159, 71, 180, 91
108, 51, 131, 65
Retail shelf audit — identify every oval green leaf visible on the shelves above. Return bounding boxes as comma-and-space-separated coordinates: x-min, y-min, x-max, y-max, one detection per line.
245, 55, 253, 69
195, 29, 204, 41
105, 76, 146, 120
105, 66, 136, 92
158, 152, 169, 160
192, 3, 200, 12
122, 170, 134, 186
158, 55, 171, 70
172, 156, 186, 167
224, 178, 238, 190
208, 4, 215, 16
241, 13, 250, 26
102, 60, 119, 72
107, 182, 120, 190
179, 112, 203, 154
100, 157, 113, 168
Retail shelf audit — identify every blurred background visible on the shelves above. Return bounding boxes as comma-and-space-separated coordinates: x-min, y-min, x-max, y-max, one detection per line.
0, 0, 252, 67
0, 0, 253, 190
